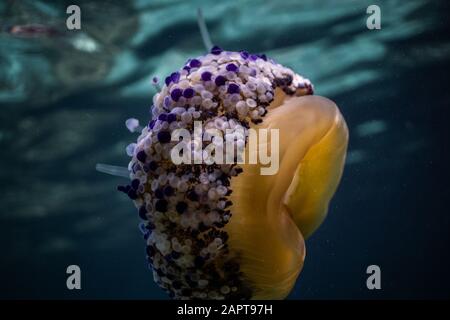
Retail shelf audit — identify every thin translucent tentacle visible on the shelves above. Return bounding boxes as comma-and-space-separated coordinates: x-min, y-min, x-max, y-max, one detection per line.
95, 163, 129, 178
197, 8, 212, 51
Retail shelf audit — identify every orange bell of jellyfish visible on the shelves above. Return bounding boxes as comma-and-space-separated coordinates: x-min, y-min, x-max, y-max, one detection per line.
226, 93, 348, 299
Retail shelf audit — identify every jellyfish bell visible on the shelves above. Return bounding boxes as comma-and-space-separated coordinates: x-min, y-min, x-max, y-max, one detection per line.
226, 95, 348, 299
96, 9, 348, 300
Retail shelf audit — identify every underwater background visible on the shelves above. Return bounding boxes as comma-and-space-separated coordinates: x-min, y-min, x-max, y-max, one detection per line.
0, 0, 449, 299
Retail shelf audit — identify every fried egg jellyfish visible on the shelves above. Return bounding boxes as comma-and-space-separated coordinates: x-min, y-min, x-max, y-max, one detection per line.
97, 10, 348, 300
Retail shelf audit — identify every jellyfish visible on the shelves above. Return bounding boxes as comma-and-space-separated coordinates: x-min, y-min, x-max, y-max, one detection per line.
97, 9, 348, 300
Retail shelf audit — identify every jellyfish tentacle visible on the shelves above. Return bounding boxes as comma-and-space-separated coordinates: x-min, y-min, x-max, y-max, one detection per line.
197, 8, 213, 51
95, 163, 130, 178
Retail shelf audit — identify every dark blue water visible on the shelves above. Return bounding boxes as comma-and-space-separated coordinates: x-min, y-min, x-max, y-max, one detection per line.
0, 0, 449, 299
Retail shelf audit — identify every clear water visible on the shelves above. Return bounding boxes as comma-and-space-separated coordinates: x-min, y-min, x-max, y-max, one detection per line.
0, 0, 449, 299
